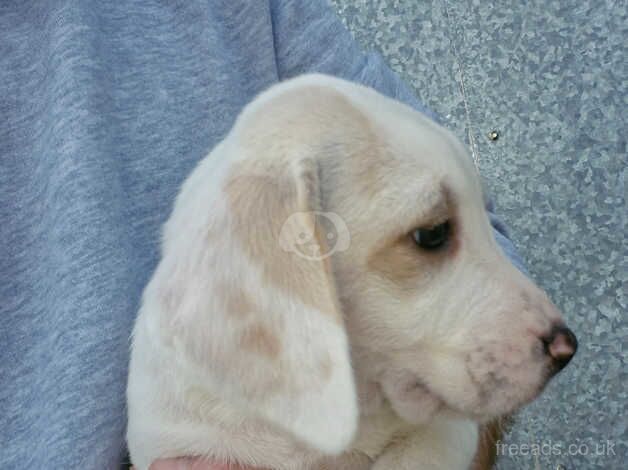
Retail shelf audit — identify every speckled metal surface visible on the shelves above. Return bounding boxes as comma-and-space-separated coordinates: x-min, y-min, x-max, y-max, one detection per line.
330, 1, 627, 468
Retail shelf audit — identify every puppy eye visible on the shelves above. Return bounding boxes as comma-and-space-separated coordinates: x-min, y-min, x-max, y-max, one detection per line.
412, 221, 450, 250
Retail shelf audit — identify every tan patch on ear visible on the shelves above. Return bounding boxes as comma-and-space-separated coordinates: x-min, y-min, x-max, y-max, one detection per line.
224, 161, 341, 323
240, 323, 281, 359
224, 85, 388, 325
218, 282, 256, 318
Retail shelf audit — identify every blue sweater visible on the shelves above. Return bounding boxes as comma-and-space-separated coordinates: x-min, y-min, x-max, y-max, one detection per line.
0, 1, 524, 468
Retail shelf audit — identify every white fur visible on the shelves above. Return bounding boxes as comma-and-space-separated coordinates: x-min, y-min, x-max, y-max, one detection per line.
127, 75, 570, 469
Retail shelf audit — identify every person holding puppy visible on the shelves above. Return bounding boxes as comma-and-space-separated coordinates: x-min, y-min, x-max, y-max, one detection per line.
0, 1, 531, 469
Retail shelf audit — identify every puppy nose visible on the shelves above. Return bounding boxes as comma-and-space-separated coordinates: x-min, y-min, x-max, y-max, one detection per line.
542, 325, 578, 372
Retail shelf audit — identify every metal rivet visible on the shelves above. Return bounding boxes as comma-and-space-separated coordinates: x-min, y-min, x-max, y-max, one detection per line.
488, 130, 499, 141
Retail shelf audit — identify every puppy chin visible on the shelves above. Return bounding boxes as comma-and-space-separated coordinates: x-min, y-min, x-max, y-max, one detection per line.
381, 370, 443, 425
442, 378, 547, 426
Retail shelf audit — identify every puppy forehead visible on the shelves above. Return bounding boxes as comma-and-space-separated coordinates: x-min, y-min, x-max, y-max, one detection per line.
227, 76, 482, 221
365, 138, 479, 224
383, 121, 479, 195
374, 171, 449, 221
233, 78, 371, 150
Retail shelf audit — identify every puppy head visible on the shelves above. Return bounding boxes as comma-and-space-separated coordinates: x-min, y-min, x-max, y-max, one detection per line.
278, 77, 576, 424
153, 75, 576, 455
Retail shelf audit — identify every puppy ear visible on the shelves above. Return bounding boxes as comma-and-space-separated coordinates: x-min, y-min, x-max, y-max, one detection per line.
154, 150, 357, 455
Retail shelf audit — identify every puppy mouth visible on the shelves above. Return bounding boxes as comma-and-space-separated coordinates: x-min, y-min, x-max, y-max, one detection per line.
408, 380, 493, 423
410, 379, 465, 418
410, 379, 439, 400
404, 373, 525, 424
383, 355, 550, 424
381, 373, 445, 425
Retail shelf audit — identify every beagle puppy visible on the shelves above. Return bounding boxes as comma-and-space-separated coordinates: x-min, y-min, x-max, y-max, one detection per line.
126, 75, 577, 469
